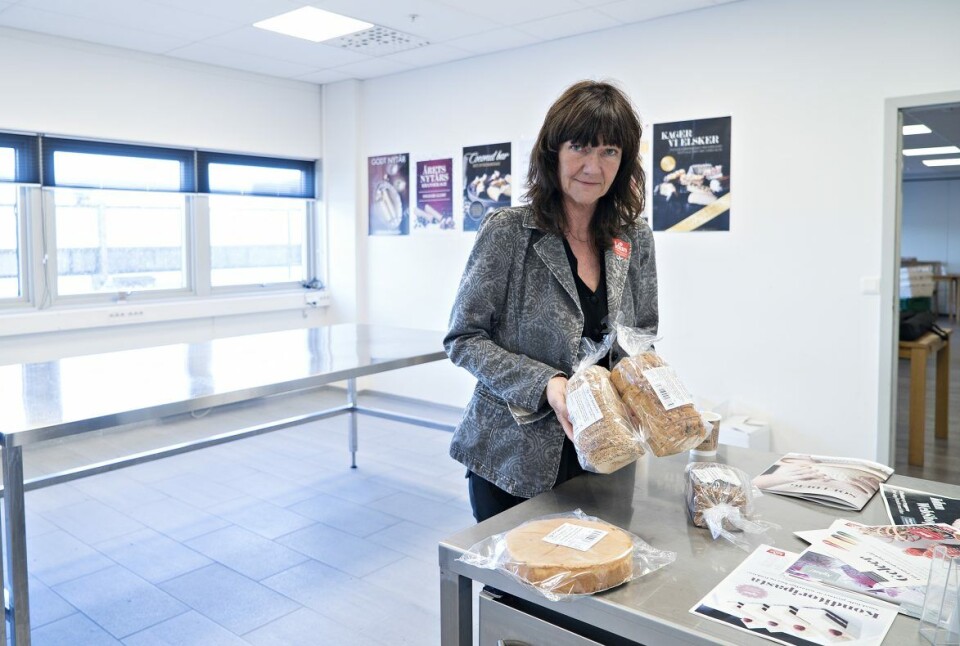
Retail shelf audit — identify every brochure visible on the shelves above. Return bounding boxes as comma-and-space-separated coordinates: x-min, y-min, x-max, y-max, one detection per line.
784, 519, 960, 618
881, 483, 960, 528
691, 544, 897, 645
752, 454, 893, 511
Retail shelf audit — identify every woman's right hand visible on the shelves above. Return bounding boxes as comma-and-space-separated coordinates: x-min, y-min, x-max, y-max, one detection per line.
546, 376, 574, 441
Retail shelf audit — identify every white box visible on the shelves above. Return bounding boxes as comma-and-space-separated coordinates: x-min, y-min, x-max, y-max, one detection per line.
718, 415, 771, 451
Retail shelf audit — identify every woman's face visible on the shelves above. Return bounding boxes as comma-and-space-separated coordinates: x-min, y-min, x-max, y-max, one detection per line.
557, 139, 621, 212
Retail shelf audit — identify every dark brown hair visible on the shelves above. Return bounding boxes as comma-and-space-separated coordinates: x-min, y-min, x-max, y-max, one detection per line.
525, 80, 645, 249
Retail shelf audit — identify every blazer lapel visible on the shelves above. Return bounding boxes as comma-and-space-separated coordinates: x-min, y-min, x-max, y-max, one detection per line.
533, 234, 579, 306
605, 237, 632, 318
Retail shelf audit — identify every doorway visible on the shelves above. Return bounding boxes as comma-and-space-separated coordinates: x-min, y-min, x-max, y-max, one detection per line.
881, 92, 960, 481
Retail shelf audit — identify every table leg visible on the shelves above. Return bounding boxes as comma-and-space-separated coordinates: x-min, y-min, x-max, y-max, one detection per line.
3, 445, 31, 645
935, 338, 950, 441
347, 378, 358, 469
908, 347, 928, 467
954, 279, 959, 324
0, 483, 6, 646
440, 567, 472, 646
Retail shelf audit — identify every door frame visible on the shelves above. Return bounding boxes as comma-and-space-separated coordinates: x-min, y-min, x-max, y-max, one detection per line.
879, 89, 960, 466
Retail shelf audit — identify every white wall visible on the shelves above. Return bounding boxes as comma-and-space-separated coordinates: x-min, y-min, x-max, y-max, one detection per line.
0, 27, 332, 364
343, 0, 960, 459
0, 27, 321, 157
902, 179, 960, 273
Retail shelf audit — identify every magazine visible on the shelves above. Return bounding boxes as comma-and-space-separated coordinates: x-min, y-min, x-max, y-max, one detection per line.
881, 483, 960, 528
783, 519, 960, 618
752, 454, 893, 510
691, 544, 897, 645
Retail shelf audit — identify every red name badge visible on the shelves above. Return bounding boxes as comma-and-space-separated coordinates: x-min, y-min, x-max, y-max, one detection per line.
613, 238, 630, 259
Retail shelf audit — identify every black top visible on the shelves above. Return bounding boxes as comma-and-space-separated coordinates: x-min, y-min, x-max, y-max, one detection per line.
562, 238, 608, 343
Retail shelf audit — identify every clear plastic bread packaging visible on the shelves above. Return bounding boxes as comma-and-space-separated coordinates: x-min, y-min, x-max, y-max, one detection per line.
566, 337, 644, 474
457, 509, 677, 601
685, 462, 775, 550
609, 323, 708, 457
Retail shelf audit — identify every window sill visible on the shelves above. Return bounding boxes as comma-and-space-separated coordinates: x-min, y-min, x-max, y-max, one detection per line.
0, 290, 329, 338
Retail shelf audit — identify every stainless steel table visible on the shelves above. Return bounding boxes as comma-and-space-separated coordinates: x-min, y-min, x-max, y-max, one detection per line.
0, 323, 450, 645
440, 445, 956, 645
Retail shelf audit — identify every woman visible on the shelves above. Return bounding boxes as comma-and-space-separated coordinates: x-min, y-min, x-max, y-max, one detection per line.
444, 80, 658, 523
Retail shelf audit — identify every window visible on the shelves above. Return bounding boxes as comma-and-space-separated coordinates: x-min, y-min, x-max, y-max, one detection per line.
44, 138, 194, 298
199, 153, 315, 289
0, 183, 18, 298
0, 133, 39, 301
208, 195, 307, 287
54, 188, 187, 295
0, 131, 321, 315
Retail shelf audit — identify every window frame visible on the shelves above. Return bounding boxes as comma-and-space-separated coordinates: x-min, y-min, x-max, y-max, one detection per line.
199, 151, 318, 293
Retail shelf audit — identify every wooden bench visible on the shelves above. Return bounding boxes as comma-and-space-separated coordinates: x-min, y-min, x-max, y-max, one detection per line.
898, 327, 951, 467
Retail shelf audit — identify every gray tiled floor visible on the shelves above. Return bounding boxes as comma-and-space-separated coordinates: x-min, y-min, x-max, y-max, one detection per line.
12, 388, 473, 645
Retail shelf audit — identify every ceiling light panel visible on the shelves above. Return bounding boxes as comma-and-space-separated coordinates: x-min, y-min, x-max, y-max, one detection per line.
902, 146, 960, 156
254, 7, 372, 42
922, 158, 960, 167
902, 124, 932, 135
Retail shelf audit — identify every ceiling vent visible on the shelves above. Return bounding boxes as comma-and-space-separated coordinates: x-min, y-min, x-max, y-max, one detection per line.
325, 26, 429, 56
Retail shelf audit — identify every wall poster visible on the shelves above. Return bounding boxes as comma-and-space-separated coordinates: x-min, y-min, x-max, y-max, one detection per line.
651, 117, 731, 232
368, 153, 409, 235
414, 158, 454, 232
463, 142, 511, 233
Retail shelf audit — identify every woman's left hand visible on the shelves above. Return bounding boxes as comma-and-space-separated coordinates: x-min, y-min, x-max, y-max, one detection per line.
546, 376, 574, 441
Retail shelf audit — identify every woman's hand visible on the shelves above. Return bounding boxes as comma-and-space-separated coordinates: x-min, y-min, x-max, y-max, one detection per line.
546, 376, 574, 441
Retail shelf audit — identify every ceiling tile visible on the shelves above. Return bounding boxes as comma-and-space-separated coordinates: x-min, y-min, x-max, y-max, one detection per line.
516, 8, 619, 41
381, 42, 472, 67
201, 27, 372, 68
595, 0, 715, 24
166, 41, 318, 78
447, 27, 543, 55
293, 68, 353, 85
332, 57, 415, 80
314, 0, 502, 41
149, 0, 302, 23
0, 5, 189, 52
19, 0, 243, 41
432, 0, 584, 25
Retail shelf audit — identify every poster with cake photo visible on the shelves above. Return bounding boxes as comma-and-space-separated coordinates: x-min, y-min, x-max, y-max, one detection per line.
413, 158, 454, 233
368, 153, 409, 236
652, 116, 731, 232
691, 545, 897, 646
463, 142, 511, 233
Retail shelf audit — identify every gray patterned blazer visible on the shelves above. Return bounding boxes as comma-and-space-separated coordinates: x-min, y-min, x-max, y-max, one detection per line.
444, 206, 658, 498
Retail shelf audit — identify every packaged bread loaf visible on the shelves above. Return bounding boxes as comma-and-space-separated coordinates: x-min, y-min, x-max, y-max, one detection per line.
504, 517, 634, 595
685, 462, 774, 550
566, 338, 643, 474
685, 462, 750, 529
456, 509, 677, 601
610, 325, 708, 457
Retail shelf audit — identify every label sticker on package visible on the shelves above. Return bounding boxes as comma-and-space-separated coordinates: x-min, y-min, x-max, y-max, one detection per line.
542, 523, 609, 551
641, 366, 693, 410
691, 466, 742, 488
567, 383, 603, 438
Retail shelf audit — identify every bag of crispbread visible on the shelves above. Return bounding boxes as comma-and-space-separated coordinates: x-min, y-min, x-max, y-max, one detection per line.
566, 337, 643, 474
610, 324, 708, 457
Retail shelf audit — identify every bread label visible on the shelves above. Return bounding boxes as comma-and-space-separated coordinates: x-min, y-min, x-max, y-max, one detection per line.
691, 466, 742, 488
640, 366, 693, 411
542, 522, 609, 551
568, 383, 603, 438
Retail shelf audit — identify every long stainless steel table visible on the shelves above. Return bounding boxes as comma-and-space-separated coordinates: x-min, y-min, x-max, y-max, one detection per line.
0, 323, 450, 645
440, 445, 956, 645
